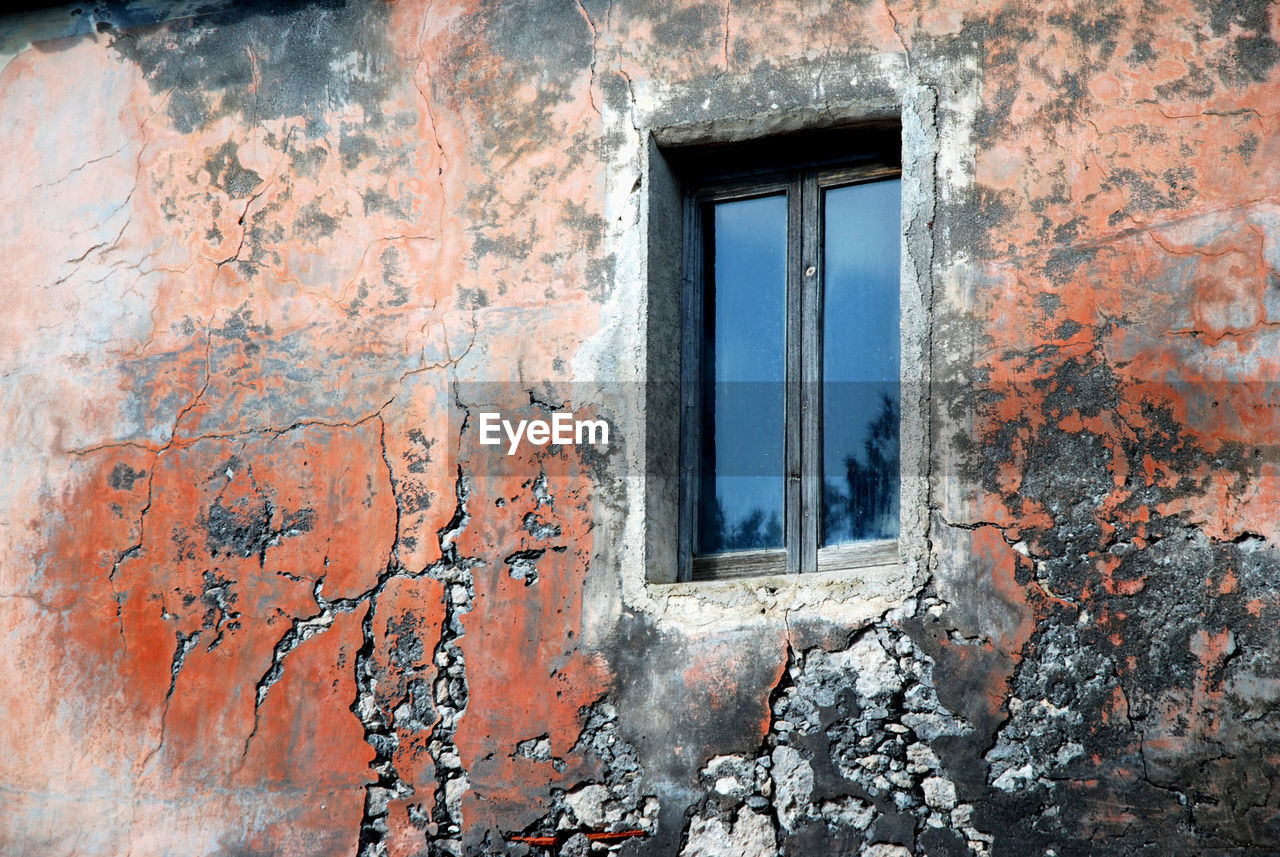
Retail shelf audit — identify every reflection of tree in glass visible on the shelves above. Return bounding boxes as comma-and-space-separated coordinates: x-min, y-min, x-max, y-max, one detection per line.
825, 393, 900, 542
702, 498, 783, 553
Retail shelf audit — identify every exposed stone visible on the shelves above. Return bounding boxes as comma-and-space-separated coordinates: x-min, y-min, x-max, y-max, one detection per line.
862, 845, 913, 857
770, 745, 816, 833
564, 784, 610, 829
922, 777, 957, 811
680, 810, 777, 857
847, 633, 901, 702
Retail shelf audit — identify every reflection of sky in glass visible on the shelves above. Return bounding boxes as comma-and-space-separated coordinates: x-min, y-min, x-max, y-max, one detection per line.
698, 194, 786, 555
822, 179, 901, 545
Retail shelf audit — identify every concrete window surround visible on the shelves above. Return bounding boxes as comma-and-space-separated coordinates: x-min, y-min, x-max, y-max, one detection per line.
607, 80, 942, 631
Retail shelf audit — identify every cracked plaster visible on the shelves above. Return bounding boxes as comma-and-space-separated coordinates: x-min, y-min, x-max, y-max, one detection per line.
3, 0, 1280, 855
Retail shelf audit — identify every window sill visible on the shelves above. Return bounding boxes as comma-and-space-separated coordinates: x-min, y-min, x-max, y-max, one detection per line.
641, 551, 918, 632
817, 538, 900, 573
690, 538, 898, 581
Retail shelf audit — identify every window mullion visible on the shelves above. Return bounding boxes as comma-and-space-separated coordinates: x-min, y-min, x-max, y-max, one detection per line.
784, 176, 804, 575
799, 170, 822, 573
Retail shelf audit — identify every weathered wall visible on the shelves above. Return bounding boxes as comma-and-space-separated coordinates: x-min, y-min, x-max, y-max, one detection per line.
2, 0, 1279, 855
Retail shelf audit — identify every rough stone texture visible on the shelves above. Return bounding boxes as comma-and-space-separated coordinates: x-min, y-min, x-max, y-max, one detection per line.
2, 0, 1280, 855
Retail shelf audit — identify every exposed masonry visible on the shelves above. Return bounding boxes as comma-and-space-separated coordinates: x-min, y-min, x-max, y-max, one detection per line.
354, 589, 414, 857
422, 468, 477, 857
114, 414, 484, 856
983, 618, 1113, 795
508, 700, 661, 854
676, 620, 990, 857
351, 465, 479, 857
128, 411, 488, 854
120, 407, 489, 856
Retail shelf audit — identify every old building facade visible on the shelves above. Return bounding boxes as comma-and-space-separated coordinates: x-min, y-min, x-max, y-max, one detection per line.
3, 0, 1280, 854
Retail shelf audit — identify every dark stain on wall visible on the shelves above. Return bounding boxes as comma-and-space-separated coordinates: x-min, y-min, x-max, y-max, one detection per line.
111, 0, 394, 134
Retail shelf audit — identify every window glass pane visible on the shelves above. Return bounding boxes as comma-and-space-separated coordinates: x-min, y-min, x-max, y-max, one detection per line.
822, 178, 900, 546
698, 193, 786, 555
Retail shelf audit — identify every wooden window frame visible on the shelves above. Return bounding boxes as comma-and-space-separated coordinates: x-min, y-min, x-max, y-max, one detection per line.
678, 152, 902, 582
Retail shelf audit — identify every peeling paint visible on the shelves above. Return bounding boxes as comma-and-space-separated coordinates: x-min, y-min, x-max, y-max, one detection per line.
4, 0, 1280, 854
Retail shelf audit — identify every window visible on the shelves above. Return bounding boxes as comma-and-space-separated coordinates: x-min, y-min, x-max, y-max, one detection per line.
670, 125, 902, 581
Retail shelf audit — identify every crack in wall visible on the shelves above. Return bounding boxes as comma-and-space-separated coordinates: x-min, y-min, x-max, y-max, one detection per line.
415, 466, 476, 857
354, 583, 414, 857
721, 0, 731, 71
353, 408, 479, 857
574, 0, 601, 117
243, 570, 369, 756
377, 415, 406, 567
883, 0, 911, 72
